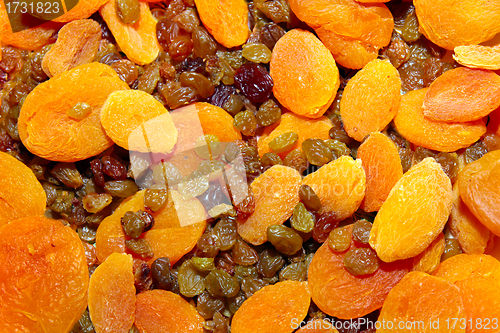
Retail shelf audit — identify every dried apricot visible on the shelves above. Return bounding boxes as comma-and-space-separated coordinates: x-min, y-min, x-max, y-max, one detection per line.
453, 45, 500, 70
135, 289, 204, 333
414, 0, 500, 50
194, 102, 242, 142
231, 281, 310, 333
0, 216, 88, 333
302, 156, 366, 221
18, 62, 129, 162
237, 165, 301, 245
270, 29, 339, 118
295, 319, 339, 333
394, 88, 487, 152
369, 158, 453, 262
308, 225, 410, 319
0, 151, 46, 227
194, 0, 249, 48
88, 253, 135, 333
458, 150, 500, 236
100, 0, 161, 65
258, 112, 332, 157
411, 233, 445, 274
378, 271, 466, 333
42, 19, 102, 77
423, 67, 500, 122
356, 132, 403, 212
101, 90, 178, 153
434, 254, 500, 283
340, 59, 401, 141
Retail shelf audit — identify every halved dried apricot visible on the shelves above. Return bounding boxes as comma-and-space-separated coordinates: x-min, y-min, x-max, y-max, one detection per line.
453, 45, 500, 70
411, 233, 445, 274
434, 254, 500, 283
195, 102, 242, 142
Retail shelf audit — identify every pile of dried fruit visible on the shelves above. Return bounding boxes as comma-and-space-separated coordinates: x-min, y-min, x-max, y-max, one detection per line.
1, 0, 500, 332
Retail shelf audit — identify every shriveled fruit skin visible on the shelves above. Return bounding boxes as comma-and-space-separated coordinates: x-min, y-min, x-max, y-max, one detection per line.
237, 165, 302, 245
449, 183, 491, 254
433, 254, 500, 283
302, 156, 366, 220
308, 225, 410, 319
295, 319, 339, 333
0, 151, 46, 227
458, 150, 500, 236
135, 289, 204, 333
378, 271, 466, 333
394, 88, 486, 152
258, 112, 332, 157
369, 158, 453, 262
100, 0, 161, 65
270, 29, 339, 118
411, 233, 445, 274
414, 0, 500, 50
18, 62, 129, 162
453, 45, 500, 70
289, 0, 393, 69
422, 67, 500, 122
340, 59, 401, 142
0, 216, 88, 333
356, 132, 403, 212
194, 0, 249, 48
231, 280, 310, 333
101, 90, 178, 153
42, 19, 102, 77
88, 253, 135, 333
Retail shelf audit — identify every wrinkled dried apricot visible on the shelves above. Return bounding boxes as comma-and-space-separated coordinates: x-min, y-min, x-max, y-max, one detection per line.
356, 132, 403, 212
340, 59, 401, 141
258, 112, 332, 157
0, 151, 46, 227
411, 233, 445, 274
135, 289, 204, 333
194, 102, 242, 142
0, 216, 88, 333
18, 62, 129, 162
414, 0, 500, 50
458, 150, 500, 236
453, 45, 500, 70
295, 319, 339, 333
100, 0, 161, 65
237, 165, 301, 245
423, 67, 500, 122
369, 158, 453, 262
231, 281, 310, 333
394, 88, 487, 152
42, 19, 102, 77
434, 254, 500, 283
302, 156, 366, 221
270, 29, 339, 118
378, 271, 465, 333
194, 0, 249, 48
309, 225, 410, 319
88, 253, 135, 333
101, 90, 178, 153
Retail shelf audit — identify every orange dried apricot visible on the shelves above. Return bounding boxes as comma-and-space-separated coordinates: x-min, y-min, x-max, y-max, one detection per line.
270, 29, 339, 118
135, 289, 204, 333
194, 102, 242, 142
54, 0, 110, 22
257, 112, 332, 157
449, 183, 491, 254
414, 0, 500, 50
302, 156, 366, 220
433, 254, 500, 283
453, 45, 500, 70
340, 59, 401, 141
0, 216, 88, 333
231, 280, 310, 333
422, 67, 500, 122
101, 90, 178, 153
237, 165, 301, 245
369, 158, 453, 262
458, 150, 500, 236
100, 0, 161, 65
378, 271, 466, 333
308, 225, 410, 319
411, 233, 445, 274
356, 132, 403, 212
88, 253, 135, 333
194, 0, 249, 48
0, 151, 46, 227
42, 19, 102, 78
295, 319, 339, 333
18, 62, 129, 162
394, 88, 487, 152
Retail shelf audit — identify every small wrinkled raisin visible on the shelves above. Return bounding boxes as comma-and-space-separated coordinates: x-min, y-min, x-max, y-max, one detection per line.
328, 226, 352, 252
82, 193, 113, 214
125, 238, 154, 258
101, 155, 127, 180
284, 149, 308, 174
256, 99, 281, 127
261, 152, 283, 169
234, 63, 273, 103
267, 225, 303, 256
144, 188, 169, 212
298, 185, 322, 212
234, 110, 258, 136
205, 269, 240, 298
313, 211, 341, 243
343, 248, 380, 276
116, 0, 140, 24
178, 260, 206, 297
197, 232, 221, 258
242, 43, 272, 64
352, 219, 372, 244
213, 217, 238, 251
151, 257, 175, 290
324, 139, 351, 160
269, 132, 298, 154
290, 202, 315, 233
302, 139, 333, 166
232, 239, 259, 266
256, 248, 285, 278
121, 210, 155, 239
104, 180, 139, 197
241, 277, 269, 298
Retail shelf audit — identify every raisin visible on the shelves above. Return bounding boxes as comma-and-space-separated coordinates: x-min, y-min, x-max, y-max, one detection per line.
234, 63, 273, 103
151, 257, 175, 290
256, 99, 281, 127
234, 110, 258, 136
343, 248, 381, 276
302, 139, 333, 166
352, 219, 372, 244
290, 202, 315, 233
313, 211, 341, 243
267, 225, 303, 256
232, 239, 259, 266
268, 132, 298, 154
101, 155, 127, 180
298, 185, 322, 212
328, 226, 352, 252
